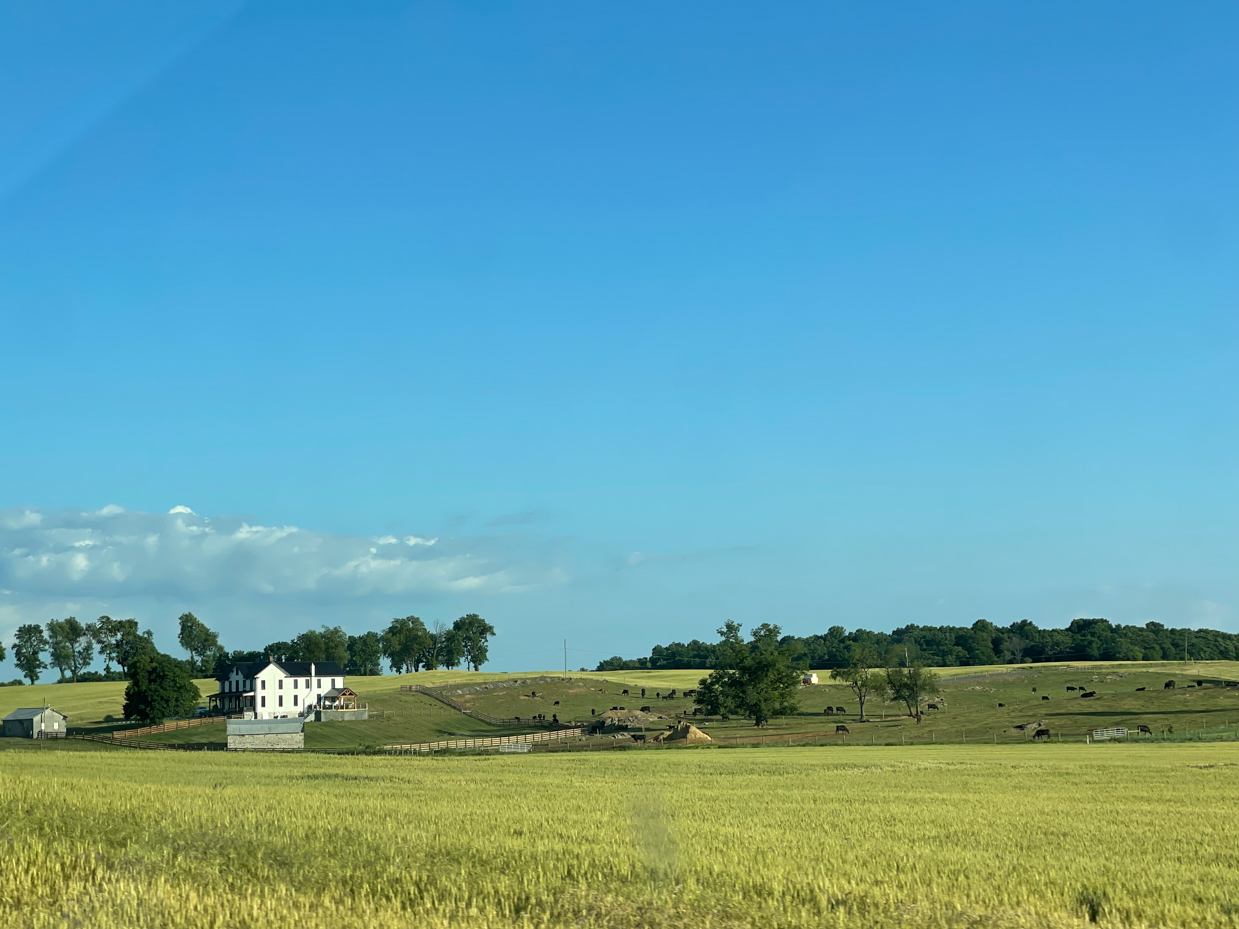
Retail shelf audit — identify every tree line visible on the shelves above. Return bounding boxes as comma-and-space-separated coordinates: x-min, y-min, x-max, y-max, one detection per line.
6, 612, 496, 685
599, 617, 1238, 672
692, 621, 940, 727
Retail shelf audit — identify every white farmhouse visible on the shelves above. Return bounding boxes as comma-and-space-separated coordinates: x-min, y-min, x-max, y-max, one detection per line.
210, 659, 348, 719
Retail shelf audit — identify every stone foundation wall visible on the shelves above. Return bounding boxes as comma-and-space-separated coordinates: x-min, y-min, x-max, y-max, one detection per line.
315, 708, 369, 722
227, 732, 304, 751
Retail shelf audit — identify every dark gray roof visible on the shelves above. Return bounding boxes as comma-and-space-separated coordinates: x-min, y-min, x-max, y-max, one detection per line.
227, 717, 304, 736
216, 659, 346, 681
273, 661, 345, 678
4, 707, 65, 721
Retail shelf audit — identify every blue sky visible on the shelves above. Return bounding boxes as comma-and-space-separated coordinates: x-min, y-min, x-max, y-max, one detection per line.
1, 2, 1235, 673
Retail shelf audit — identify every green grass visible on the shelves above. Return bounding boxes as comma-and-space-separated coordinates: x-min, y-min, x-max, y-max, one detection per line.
0, 742, 1236, 927
0, 678, 217, 732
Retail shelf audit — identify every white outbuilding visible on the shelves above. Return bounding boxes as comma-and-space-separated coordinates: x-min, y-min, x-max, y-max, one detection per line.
802, 673, 820, 685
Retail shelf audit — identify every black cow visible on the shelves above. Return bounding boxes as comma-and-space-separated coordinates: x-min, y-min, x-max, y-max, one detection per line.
1135, 687, 1145, 692
997, 703, 1005, 708
1164, 680, 1176, 690
1033, 728, 1051, 741
824, 706, 834, 715
1080, 691, 1096, 698
1032, 687, 1037, 693
591, 708, 595, 716
640, 706, 652, 713
1066, 686, 1077, 692
641, 688, 646, 697
621, 689, 629, 695
836, 725, 850, 734
1042, 695, 1050, 701
552, 714, 559, 724
927, 703, 939, 711
531, 691, 537, 698
553, 700, 560, 706
1137, 725, 1153, 735
611, 706, 619, 710
835, 706, 845, 714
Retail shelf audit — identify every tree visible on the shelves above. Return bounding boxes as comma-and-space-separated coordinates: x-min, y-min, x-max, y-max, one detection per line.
830, 644, 881, 722
884, 663, 940, 723
116, 626, 157, 673
346, 632, 383, 676
177, 613, 222, 674
13, 624, 49, 685
90, 616, 140, 673
693, 623, 802, 727
47, 617, 94, 682
428, 621, 464, 670
123, 650, 201, 722
263, 640, 296, 663
380, 616, 431, 673
291, 628, 325, 662
453, 613, 496, 671
321, 625, 350, 666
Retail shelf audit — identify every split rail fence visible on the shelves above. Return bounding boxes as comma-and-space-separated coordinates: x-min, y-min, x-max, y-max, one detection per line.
385, 727, 584, 754
399, 683, 565, 728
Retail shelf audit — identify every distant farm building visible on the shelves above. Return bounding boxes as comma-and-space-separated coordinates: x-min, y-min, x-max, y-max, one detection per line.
3, 707, 67, 739
315, 687, 367, 721
226, 716, 304, 751
802, 673, 819, 685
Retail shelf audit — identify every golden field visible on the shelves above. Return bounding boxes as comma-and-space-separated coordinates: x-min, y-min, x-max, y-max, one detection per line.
0, 742, 1236, 928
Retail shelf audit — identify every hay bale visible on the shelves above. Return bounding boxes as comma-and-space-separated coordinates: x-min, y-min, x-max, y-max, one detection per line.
652, 722, 712, 744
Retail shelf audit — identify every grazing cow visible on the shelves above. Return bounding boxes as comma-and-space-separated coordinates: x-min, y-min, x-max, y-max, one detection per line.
1066, 686, 1077, 692
622, 689, 629, 696
552, 714, 559, 724
1032, 687, 1037, 693
1042, 696, 1050, 701
515, 716, 521, 722
1080, 691, 1096, 698
641, 688, 646, 697
655, 692, 661, 699
835, 707, 845, 714
611, 706, 619, 710
619, 706, 626, 710
591, 709, 596, 716
927, 703, 939, 711
1136, 687, 1146, 692
1033, 728, 1051, 741
1164, 680, 1175, 690
824, 706, 834, 715
553, 700, 560, 706
1137, 725, 1153, 735
640, 706, 652, 713
997, 703, 1005, 708
531, 691, 537, 698
836, 725, 850, 734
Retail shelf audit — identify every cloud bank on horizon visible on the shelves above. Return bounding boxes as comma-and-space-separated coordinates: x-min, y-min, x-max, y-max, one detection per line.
0, 504, 565, 613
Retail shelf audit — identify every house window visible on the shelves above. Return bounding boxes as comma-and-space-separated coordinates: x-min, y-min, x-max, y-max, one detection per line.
261, 696, 266, 708
261, 680, 266, 690
293, 679, 298, 690
305, 678, 310, 689
278, 696, 284, 707
293, 695, 298, 707
316, 678, 321, 688
331, 678, 336, 688
278, 679, 283, 690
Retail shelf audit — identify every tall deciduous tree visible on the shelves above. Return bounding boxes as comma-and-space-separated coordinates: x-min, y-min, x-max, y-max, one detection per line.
381, 616, 431, 673
693, 623, 803, 727
884, 663, 940, 723
177, 613, 223, 674
453, 614, 496, 671
116, 626, 157, 674
13, 624, 49, 684
123, 650, 201, 722
830, 644, 882, 721
47, 617, 94, 682
346, 632, 383, 676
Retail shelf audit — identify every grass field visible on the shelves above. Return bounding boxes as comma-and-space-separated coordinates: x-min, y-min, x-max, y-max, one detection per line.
0, 742, 1236, 928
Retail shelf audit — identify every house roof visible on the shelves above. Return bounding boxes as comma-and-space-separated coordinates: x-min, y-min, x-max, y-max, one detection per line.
4, 707, 65, 721
323, 686, 356, 698
216, 659, 346, 681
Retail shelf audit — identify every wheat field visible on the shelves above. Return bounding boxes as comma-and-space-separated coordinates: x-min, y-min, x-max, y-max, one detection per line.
0, 742, 1236, 928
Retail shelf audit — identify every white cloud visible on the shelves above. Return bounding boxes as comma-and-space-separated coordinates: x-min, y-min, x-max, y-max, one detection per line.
0, 505, 564, 604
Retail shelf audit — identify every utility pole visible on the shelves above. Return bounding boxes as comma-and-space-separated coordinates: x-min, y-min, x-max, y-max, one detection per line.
564, 639, 568, 681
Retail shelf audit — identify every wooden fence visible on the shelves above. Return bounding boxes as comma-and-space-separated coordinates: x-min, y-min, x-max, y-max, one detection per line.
399, 683, 565, 728
109, 715, 239, 739
385, 727, 584, 754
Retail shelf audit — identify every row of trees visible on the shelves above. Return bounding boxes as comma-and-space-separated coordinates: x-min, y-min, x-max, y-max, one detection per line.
600, 617, 1239, 671
692, 622, 941, 726
6, 611, 497, 684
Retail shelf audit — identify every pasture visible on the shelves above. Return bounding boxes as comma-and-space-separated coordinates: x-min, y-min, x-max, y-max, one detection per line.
0, 742, 1236, 928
